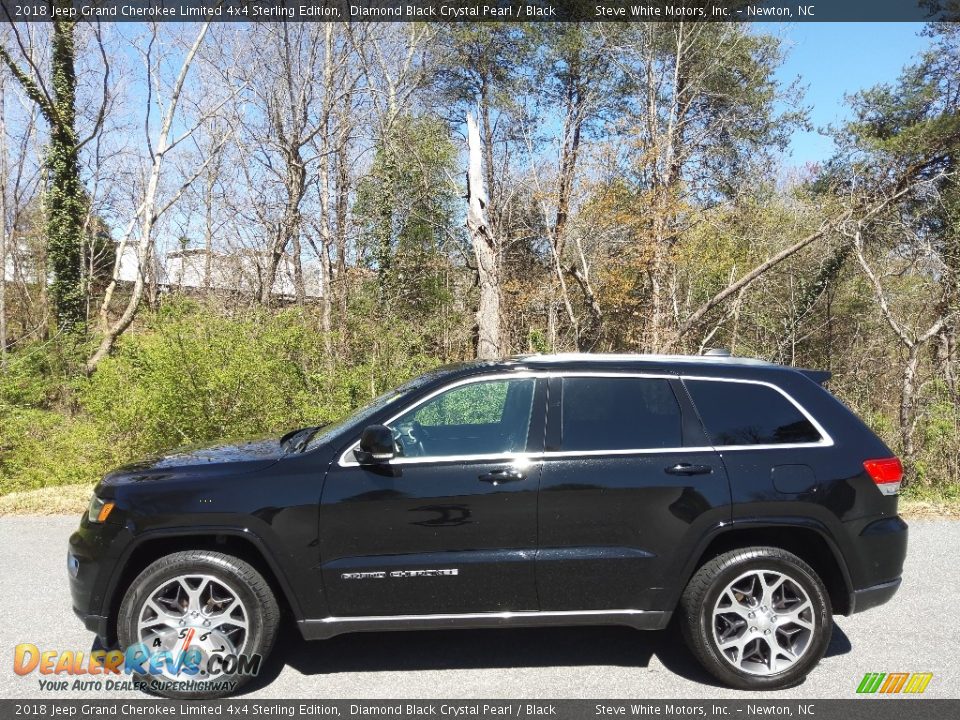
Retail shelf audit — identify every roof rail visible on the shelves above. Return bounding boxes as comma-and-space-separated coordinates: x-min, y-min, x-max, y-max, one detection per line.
516, 352, 772, 366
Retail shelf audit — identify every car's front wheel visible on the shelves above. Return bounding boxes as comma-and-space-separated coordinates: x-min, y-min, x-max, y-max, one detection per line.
117, 550, 279, 699
680, 546, 832, 690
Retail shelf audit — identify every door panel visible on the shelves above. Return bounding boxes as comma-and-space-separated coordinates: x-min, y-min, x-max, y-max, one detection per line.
320, 459, 541, 616
535, 375, 731, 611
537, 451, 729, 611
319, 377, 545, 617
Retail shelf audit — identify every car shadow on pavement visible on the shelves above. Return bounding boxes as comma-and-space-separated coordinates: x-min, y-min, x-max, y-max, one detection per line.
237, 620, 852, 695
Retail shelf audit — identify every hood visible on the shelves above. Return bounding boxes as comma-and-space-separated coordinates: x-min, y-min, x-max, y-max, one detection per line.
102, 435, 287, 484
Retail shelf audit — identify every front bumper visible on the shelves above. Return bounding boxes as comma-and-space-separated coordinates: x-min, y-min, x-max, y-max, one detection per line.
72, 608, 110, 639
67, 515, 130, 643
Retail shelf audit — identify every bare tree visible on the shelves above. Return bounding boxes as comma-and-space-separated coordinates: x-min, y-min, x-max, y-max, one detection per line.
1, 71, 8, 367
0, 64, 44, 365
467, 111, 502, 359
88, 21, 226, 373
312, 23, 362, 327
520, 25, 611, 350
0, 16, 111, 330
227, 24, 338, 307
849, 209, 956, 465
350, 23, 434, 137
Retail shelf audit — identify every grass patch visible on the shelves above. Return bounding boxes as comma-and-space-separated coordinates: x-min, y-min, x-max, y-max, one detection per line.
0, 483, 91, 516
901, 484, 960, 518
900, 499, 960, 518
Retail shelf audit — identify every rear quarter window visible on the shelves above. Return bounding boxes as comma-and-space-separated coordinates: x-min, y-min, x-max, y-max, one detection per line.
684, 379, 822, 447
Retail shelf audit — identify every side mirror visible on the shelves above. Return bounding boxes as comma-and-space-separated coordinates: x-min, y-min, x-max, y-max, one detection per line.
355, 424, 395, 465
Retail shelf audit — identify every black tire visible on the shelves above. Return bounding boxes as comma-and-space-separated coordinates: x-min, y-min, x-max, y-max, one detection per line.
117, 550, 279, 699
679, 546, 832, 690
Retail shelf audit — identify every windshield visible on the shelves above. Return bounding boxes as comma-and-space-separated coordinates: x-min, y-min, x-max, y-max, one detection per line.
302, 367, 456, 452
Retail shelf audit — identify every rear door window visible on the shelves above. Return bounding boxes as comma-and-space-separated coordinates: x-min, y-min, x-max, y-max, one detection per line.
684, 380, 822, 446
560, 377, 683, 451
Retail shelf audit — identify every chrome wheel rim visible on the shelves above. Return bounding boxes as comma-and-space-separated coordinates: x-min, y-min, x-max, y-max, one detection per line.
712, 569, 815, 676
137, 574, 249, 680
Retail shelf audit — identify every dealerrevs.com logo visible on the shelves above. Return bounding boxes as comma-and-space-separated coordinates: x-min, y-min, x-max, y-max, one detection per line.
856, 672, 933, 695
13, 641, 261, 694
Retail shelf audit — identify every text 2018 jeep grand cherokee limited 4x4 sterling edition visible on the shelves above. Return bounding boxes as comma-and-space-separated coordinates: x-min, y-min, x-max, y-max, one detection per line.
69, 353, 907, 698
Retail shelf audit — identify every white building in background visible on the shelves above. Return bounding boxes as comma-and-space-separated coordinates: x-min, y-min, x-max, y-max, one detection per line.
3, 239, 323, 302
3, 253, 17, 282
114, 242, 323, 300
3, 240, 44, 284
115, 241, 164, 285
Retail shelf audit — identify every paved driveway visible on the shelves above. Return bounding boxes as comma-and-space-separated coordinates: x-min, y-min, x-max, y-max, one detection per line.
0, 516, 954, 699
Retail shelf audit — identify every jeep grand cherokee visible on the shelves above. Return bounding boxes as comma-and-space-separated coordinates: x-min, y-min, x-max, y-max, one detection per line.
68, 353, 907, 697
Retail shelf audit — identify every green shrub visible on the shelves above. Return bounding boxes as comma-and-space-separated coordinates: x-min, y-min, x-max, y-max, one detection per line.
0, 301, 448, 495
82, 308, 323, 453
0, 407, 127, 492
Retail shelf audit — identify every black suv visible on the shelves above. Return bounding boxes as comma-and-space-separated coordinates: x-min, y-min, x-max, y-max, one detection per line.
69, 353, 907, 697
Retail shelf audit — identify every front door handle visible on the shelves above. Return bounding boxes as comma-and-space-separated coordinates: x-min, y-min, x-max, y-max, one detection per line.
665, 463, 714, 476
478, 470, 526, 485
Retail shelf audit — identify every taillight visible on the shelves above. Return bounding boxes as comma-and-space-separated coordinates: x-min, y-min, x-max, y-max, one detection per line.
863, 457, 903, 496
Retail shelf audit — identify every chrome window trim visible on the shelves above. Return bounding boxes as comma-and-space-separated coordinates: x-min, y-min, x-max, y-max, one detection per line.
336, 370, 833, 468
538, 446, 714, 458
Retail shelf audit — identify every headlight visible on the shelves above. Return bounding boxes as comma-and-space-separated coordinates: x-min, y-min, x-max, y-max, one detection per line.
87, 495, 116, 524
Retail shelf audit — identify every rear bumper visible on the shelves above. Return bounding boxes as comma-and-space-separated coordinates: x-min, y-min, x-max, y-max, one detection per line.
849, 577, 901, 614
845, 515, 907, 614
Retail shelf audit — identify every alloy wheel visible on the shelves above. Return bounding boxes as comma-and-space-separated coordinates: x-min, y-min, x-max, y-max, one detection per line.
136, 574, 249, 680
711, 569, 815, 676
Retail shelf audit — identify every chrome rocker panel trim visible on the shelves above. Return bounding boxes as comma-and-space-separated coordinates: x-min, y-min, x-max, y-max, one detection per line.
299, 608, 672, 640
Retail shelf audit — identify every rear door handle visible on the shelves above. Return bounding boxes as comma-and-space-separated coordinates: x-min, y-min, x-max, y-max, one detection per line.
665, 463, 713, 476
479, 470, 526, 485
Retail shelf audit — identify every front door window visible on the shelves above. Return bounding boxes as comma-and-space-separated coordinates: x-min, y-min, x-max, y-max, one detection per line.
389, 378, 536, 459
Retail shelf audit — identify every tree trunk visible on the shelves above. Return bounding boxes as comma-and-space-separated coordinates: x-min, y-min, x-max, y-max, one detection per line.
335, 136, 349, 320
260, 236, 283, 306
319, 247, 333, 363
549, 52, 586, 348
45, 16, 85, 331
938, 324, 957, 399
291, 232, 305, 306
466, 111, 502, 360
87, 211, 154, 373
900, 345, 921, 473
203, 171, 214, 292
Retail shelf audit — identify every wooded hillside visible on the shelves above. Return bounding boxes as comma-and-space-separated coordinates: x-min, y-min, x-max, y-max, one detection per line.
0, 20, 957, 504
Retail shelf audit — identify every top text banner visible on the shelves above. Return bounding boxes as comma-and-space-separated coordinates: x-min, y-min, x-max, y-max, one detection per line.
0, 0, 958, 22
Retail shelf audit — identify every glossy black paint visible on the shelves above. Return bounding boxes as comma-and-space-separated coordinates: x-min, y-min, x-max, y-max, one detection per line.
319, 459, 541, 616
68, 355, 907, 645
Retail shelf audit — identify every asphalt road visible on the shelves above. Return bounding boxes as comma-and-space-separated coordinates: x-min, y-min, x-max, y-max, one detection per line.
0, 516, 956, 700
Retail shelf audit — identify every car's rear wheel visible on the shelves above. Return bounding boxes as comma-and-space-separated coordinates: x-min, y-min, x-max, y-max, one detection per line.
117, 550, 279, 699
680, 546, 832, 690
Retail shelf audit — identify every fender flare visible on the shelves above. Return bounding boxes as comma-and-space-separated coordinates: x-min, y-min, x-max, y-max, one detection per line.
667, 516, 854, 611
99, 524, 305, 624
